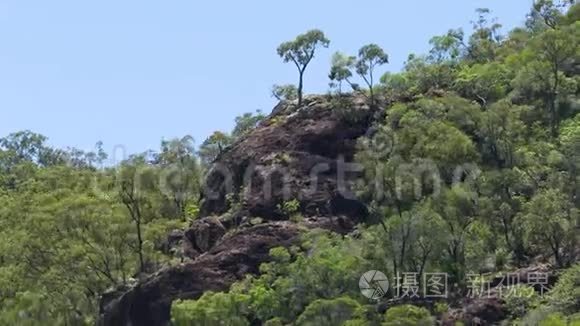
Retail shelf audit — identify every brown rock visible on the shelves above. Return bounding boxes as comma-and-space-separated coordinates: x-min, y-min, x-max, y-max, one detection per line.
99, 95, 380, 326
183, 216, 226, 257
99, 222, 300, 326
200, 95, 373, 221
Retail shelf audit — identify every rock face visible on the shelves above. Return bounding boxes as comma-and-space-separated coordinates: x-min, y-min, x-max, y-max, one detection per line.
99, 95, 376, 326
200, 95, 373, 220
100, 222, 300, 326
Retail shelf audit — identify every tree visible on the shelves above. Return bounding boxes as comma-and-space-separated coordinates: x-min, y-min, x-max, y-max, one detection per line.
528, 0, 572, 30
454, 62, 510, 105
512, 21, 578, 136
535, 26, 578, 136
156, 136, 201, 218
421, 183, 493, 285
277, 29, 330, 106
329, 45, 389, 104
198, 131, 233, 167
355, 44, 389, 104
117, 155, 160, 273
467, 8, 503, 63
379, 72, 411, 100
0, 131, 47, 165
367, 204, 447, 280
517, 189, 578, 268
328, 52, 356, 94
403, 54, 457, 94
232, 110, 266, 139
0, 166, 136, 324
428, 29, 465, 63
271, 84, 298, 102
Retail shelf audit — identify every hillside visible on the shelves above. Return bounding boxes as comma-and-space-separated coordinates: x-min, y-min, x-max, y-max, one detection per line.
1, 2, 580, 326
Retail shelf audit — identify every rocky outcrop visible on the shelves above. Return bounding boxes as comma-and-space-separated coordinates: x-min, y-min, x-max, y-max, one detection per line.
182, 216, 226, 258
100, 222, 301, 326
99, 95, 377, 326
200, 95, 373, 220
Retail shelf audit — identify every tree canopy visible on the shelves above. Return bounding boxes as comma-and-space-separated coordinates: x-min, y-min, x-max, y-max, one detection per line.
1, 2, 580, 325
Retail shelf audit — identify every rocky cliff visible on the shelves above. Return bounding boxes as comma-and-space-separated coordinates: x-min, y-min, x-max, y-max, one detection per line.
99, 95, 378, 326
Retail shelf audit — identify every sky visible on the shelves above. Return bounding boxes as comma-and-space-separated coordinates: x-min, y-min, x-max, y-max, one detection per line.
0, 0, 534, 163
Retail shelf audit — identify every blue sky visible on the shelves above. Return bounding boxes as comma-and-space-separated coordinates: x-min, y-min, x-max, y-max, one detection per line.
0, 0, 533, 162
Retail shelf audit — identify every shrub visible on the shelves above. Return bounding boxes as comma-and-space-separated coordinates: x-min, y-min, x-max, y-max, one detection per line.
434, 302, 450, 316
503, 285, 539, 319
383, 305, 434, 326
278, 199, 302, 221
171, 292, 250, 326
548, 264, 580, 314
295, 296, 362, 326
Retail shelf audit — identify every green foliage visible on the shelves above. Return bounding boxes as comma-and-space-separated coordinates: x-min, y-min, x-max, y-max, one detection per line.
277, 29, 330, 106
295, 296, 362, 326
232, 110, 266, 139
382, 305, 433, 326
517, 189, 578, 267
434, 302, 449, 316
380, 72, 412, 99
428, 28, 464, 63
272, 84, 299, 102
236, 4, 579, 320
454, 62, 510, 104
4, 3, 580, 325
199, 110, 268, 167
198, 130, 233, 166
329, 52, 356, 93
185, 202, 200, 220
278, 198, 301, 220
170, 231, 366, 324
503, 285, 540, 319
329, 44, 389, 103
0, 291, 75, 326
0, 133, 203, 322
548, 264, 580, 313
171, 292, 251, 326
540, 313, 568, 326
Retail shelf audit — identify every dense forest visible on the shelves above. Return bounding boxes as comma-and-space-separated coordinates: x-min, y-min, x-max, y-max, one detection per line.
1, 1, 580, 325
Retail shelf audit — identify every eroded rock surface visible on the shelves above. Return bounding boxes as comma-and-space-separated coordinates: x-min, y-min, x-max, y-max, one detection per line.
99, 95, 376, 326
100, 222, 300, 326
200, 95, 373, 220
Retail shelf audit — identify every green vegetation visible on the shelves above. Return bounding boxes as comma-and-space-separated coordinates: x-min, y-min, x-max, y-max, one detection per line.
277, 29, 330, 106
329, 44, 389, 103
0, 133, 199, 324
0, 1, 579, 325
278, 198, 301, 220
171, 2, 580, 325
383, 305, 433, 326
198, 110, 266, 166
0, 111, 267, 323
